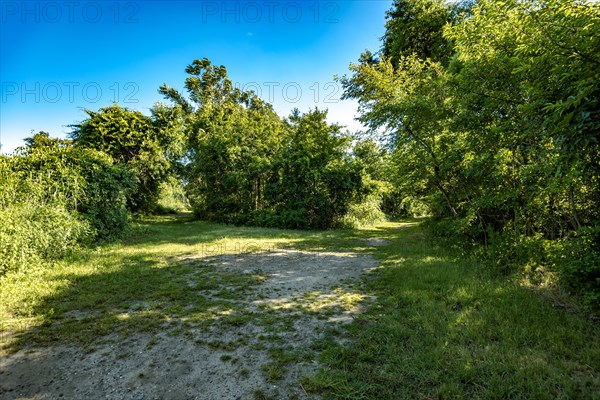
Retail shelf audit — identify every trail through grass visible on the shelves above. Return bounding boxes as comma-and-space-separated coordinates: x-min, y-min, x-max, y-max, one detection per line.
1, 215, 599, 399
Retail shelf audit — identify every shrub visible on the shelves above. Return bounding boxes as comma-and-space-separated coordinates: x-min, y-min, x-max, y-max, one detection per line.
451, 223, 600, 310
342, 192, 387, 228
0, 134, 135, 275
550, 228, 600, 310
157, 176, 191, 214
70, 104, 183, 213
0, 202, 89, 275
0, 156, 89, 275
71, 149, 135, 238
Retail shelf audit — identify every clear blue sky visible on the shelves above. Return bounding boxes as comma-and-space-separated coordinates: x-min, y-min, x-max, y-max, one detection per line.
1, 1, 391, 153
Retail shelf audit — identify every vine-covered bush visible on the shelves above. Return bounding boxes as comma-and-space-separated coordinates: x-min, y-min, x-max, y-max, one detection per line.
342, 192, 387, 228
0, 133, 135, 275
551, 228, 600, 309
70, 104, 184, 214
0, 162, 89, 275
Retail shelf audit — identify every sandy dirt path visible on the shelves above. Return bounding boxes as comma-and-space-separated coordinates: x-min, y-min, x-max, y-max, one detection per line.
1, 250, 379, 400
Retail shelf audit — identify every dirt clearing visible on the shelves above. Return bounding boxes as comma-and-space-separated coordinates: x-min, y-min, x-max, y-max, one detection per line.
1, 250, 378, 400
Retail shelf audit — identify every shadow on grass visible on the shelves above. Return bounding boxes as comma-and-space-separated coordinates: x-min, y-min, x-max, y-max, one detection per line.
303, 222, 600, 399
0, 216, 431, 356
4, 216, 598, 398
0, 215, 391, 399
3, 254, 223, 352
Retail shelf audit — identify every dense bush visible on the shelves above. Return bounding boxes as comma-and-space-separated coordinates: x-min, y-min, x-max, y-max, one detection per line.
70, 149, 136, 238
0, 156, 89, 275
70, 104, 184, 213
0, 133, 135, 275
551, 228, 600, 309
161, 59, 366, 229
268, 109, 364, 229
342, 192, 387, 228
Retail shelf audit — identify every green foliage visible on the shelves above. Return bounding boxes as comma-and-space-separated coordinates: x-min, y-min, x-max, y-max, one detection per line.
160, 58, 287, 223
157, 176, 191, 214
70, 104, 184, 213
551, 228, 600, 309
0, 133, 134, 275
443, 0, 600, 238
304, 220, 600, 399
444, 0, 600, 304
161, 59, 365, 229
342, 0, 600, 306
476, 227, 600, 309
269, 109, 363, 229
342, 139, 394, 226
0, 171, 89, 275
71, 149, 135, 238
382, 0, 460, 66
342, 192, 386, 229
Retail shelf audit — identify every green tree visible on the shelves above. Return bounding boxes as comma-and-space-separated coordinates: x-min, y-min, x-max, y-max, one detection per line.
382, 0, 459, 67
160, 58, 286, 223
344, 0, 600, 305
161, 58, 365, 229
70, 104, 182, 212
267, 108, 362, 229
445, 0, 600, 304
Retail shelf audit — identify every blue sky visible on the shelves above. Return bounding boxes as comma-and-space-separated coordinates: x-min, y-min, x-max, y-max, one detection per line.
1, 1, 391, 153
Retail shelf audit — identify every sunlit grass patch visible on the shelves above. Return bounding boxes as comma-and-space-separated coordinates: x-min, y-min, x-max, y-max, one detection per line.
0, 216, 307, 354
3, 214, 597, 399
0, 214, 377, 354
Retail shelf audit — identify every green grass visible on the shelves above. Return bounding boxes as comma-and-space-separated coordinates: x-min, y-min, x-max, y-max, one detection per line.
0, 215, 309, 352
260, 346, 312, 382
1, 215, 599, 398
0, 214, 371, 352
302, 222, 600, 399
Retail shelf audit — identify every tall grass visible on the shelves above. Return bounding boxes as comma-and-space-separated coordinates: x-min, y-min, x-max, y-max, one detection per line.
0, 145, 133, 276
0, 160, 89, 275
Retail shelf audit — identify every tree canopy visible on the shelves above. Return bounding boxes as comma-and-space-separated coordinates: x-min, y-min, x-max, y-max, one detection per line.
159, 59, 367, 228
340, 0, 600, 307
70, 104, 183, 212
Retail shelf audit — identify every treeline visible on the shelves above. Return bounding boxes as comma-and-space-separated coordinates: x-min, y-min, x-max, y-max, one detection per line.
2, 0, 597, 308
342, 0, 599, 307
159, 58, 390, 229
0, 61, 393, 276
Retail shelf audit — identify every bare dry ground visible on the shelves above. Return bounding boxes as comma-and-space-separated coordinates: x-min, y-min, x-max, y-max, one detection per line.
1, 250, 379, 400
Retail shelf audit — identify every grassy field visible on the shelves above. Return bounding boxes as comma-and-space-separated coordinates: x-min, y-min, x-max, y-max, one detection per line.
1, 215, 599, 399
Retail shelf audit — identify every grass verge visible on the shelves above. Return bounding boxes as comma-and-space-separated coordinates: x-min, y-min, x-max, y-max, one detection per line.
302, 221, 600, 399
